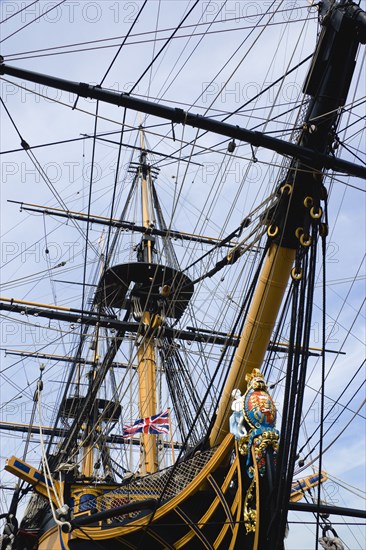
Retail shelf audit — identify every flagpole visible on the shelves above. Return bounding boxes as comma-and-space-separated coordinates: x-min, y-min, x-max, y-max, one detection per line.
168, 408, 175, 465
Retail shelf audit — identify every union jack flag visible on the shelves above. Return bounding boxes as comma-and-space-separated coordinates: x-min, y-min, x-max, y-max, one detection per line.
122, 410, 170, 438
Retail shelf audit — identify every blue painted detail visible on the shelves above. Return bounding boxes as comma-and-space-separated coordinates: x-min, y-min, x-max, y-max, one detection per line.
33, 471, 53, 487
245, 426, 279, 477
241, 381, 279, 477
291, 480, 306, 493
79, 494, 96, 512
34, 471, 44, 482
14, 460, 30, 474
309, 475, 320, 484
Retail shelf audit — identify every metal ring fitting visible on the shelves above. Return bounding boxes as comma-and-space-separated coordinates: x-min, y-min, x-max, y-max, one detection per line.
291, 267, 302, 280
267, 225, 279, 238
280, 183, 292, 195
300, 233, 312, 247
303, 196, 313, 208
295, 227, 303, 239
310, 206, 322, 219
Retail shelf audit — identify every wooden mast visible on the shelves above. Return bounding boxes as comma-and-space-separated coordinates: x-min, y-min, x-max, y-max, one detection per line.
0, 0, 364, 479
210, 0, 366, 451
137, 128, 158, 474
209, 244, 295, 446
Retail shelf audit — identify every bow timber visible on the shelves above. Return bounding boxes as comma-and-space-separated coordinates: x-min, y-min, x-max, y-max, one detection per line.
0, 1, 365, 549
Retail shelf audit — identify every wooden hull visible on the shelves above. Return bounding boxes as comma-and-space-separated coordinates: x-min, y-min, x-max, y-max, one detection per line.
36, 435, 250, 550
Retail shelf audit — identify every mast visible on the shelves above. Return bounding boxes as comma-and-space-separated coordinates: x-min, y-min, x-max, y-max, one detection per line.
209, 0, 366, 448
0, 3, 365, 546
136, 129, 158, 474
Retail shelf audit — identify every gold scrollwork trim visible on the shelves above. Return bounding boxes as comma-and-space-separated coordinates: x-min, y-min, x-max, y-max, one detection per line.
238, 434, 249, 457
253, 431, 279, 459
243, 478, 256, 534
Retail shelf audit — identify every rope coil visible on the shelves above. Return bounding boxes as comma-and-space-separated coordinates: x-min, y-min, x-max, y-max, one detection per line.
319, 526, 344, 550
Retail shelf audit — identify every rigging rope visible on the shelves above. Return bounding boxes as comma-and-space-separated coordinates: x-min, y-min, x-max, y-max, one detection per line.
269, 210, 320, 546
1, 5, 312, 58
0, 96, 100, 257
296, 396, 366, 473
99, 1, 147, 86
155, 0, 281, 163
0, 0, 67, 44
297, 360, 366, 462
129, 0, 200, 94
316, 195, 328, 546
2, 75, 363, 195
36, 368, 72, 532
0, 0, 39, 25
2, 16, 317, 63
